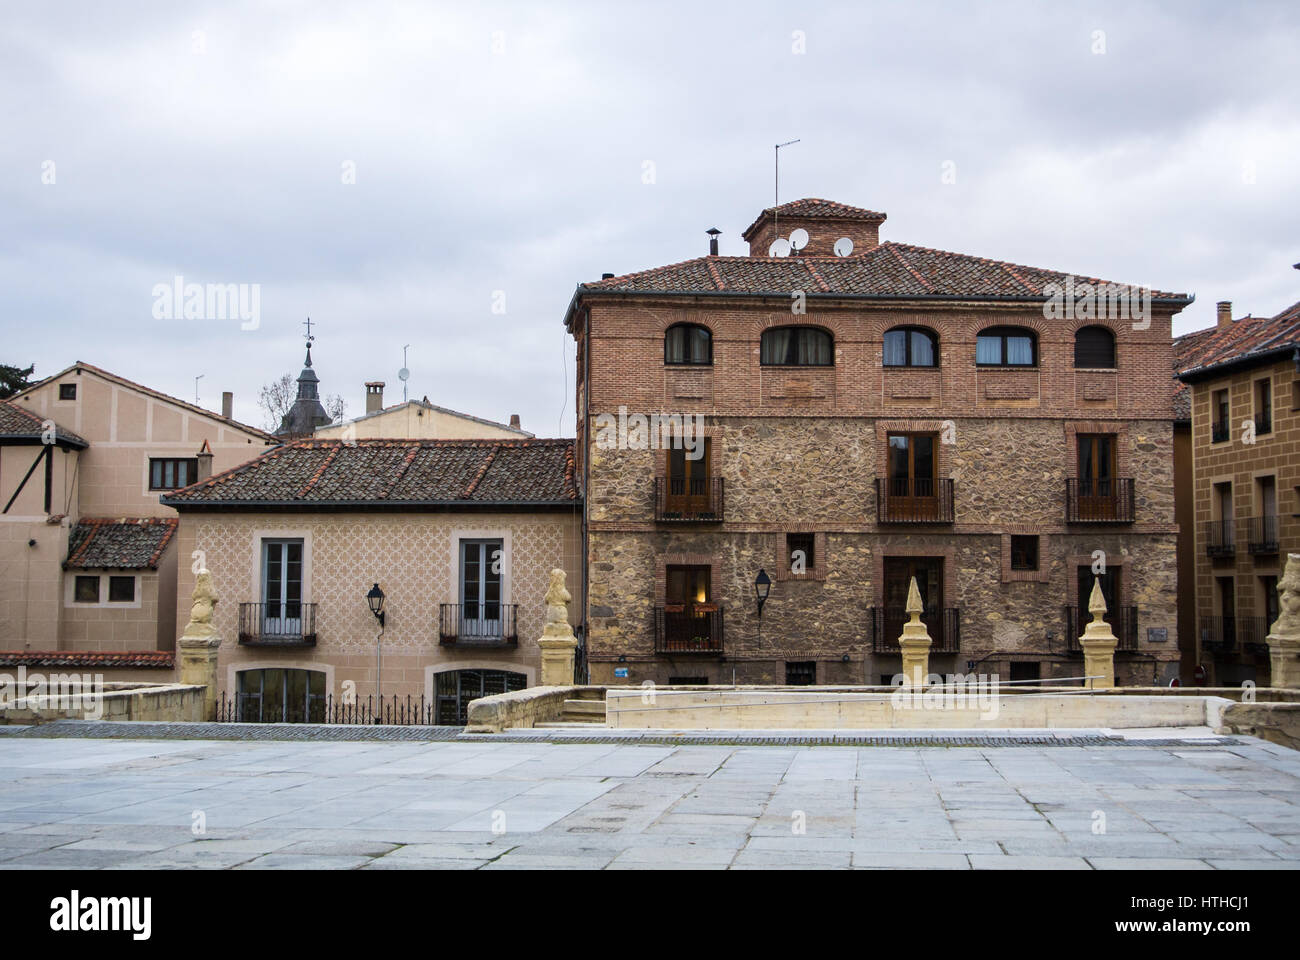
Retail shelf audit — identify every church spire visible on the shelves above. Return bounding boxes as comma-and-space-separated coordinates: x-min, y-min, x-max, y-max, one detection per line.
276, 317, 331, 437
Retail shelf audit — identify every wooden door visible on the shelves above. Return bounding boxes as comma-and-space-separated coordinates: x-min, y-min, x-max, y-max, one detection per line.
1076, 434, 1117, 520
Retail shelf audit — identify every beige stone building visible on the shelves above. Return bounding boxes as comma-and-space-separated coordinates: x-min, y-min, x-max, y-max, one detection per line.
164, 437, 581, 723
1175, 298, 1300, 686
0, 362, 273, 678
315, 381, 531, 441
566, 198, 1190, 687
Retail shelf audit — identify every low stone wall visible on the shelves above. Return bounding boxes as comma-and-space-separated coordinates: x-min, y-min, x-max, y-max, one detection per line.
0, 683, 208, 725
1220, 702, 1300, 751
465, 685, 606, 733
604, 686, 1231, 731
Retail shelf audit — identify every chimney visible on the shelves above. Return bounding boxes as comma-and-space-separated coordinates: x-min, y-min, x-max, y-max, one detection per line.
509, 414, 521, 430
196, 439, 213, 482
601, 272, 614, 280
1216, 301, 1233, 329
221, 391, 233, 419
707, 227, 721, 256
365, 381, 385, 415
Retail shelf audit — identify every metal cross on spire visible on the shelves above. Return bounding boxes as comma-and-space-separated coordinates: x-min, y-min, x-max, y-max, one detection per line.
303, 316, 315, 344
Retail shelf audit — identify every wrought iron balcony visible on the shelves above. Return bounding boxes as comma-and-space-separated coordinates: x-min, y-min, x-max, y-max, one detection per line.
439, 603, 518, 645
1064, 605, 1139, 653
1198, 615, 1237, 654
654, 604, 724, 654
1255, 412, 1272, 435
1246, 515, 1279, 555
1064, 478, 1135, 523
1211, 421, 1230, 443
654, 477, 724, 522
1238, 615, 1271, 655
1204, 519, 1235, 558
874, 478, 955, 524
870, 606, 960, 654
238, 602, 317, 647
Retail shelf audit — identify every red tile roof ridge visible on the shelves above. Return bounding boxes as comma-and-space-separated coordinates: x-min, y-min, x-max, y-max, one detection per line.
705, 258, 726, 290
885, 243, 934, 292
461, 443, 501, 499
379, 445, 422, 500
801, 259, 831, 293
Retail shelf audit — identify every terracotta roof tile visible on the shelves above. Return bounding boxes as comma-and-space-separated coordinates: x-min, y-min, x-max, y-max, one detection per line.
1173, 300, 1300, 419
741, 198, 887, 240
0, 401, 87, 448
64, 518, 178, 570
0, 650, 175, 669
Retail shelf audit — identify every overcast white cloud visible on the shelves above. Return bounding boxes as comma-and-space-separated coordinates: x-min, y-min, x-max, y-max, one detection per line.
2, 0, 1297, 431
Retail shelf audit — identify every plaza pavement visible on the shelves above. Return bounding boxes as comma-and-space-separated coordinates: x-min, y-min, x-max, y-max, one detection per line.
1, 727, 1299, 870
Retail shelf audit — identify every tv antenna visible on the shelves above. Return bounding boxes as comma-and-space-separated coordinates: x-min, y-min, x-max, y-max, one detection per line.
194, 373, 205, 405
399, 344, 411, 402
773, 139, 800, 242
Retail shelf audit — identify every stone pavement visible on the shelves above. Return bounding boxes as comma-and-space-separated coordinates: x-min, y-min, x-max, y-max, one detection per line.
1, 732, 1298, 869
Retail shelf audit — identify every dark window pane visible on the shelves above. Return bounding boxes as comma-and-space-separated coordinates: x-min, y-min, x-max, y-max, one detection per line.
74, 576, 99, 603
108, 576, 135, 602
761, 328, 832, 366
59, 383, 77, 400
1074, 327, 1115, 367
788, 533, 816, 571
1010, 536, 1038, 571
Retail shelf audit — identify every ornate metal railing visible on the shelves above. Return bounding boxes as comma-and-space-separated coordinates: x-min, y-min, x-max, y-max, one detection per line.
654, 477, 724, 522
1246, 515, 1278, 555
1065, 478, 1135, 523
1255, 412, 1272, 435
1203, 519, 1235, 558
654, 605, 724, 654
870, 606, 960, 653
875, 478, 955, 524
1238, 615, 1271, 655
438, 603, 518, 644
1064, 605, 1139, 652
1198, 615, 1237, 654
1211, 421, 1230, 443
237, 602, 317, 646
216, 691, 438, 725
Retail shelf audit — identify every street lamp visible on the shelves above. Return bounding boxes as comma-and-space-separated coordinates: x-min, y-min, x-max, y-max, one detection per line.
367, 583, 385, 722
753, 569, 772, 682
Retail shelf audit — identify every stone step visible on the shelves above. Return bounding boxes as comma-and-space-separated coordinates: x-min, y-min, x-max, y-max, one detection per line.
563, 699, 607, 717
535, 720, 605, 728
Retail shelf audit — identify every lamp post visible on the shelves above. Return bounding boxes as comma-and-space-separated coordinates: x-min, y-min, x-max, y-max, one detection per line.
367, 583, 385, 722
752, 570, 771, 686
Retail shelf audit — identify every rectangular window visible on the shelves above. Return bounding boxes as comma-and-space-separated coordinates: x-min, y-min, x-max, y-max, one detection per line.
785, 661, 816, 685
1255, 378, 1272, 434
1010, 535, 1039, 571
1292, 379, 1300, 411
59, 383, 77, 400
788, 533, 815, 573
459, 539, 504, 630
261, 539, 304, 638
108, 576, 135, 603
1212, 389, 1230, 442
149, 457, 200, 491
887, 432, 937, 496
74, 575, 99, 603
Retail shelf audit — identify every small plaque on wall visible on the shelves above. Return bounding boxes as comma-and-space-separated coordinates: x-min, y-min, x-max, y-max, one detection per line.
1147, 628, 1168, 644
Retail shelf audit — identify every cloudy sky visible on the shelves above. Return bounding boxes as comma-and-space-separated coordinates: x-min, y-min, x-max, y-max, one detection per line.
3, 1, 1297, 434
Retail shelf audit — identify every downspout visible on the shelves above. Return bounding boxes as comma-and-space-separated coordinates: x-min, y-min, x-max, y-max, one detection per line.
582, 305, 592, 683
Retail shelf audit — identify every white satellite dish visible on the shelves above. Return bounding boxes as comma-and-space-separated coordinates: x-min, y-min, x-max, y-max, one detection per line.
768, 238, 791, 258
833, 236, 854, 257
398, 367, 410, 381
789, 228, 809, 252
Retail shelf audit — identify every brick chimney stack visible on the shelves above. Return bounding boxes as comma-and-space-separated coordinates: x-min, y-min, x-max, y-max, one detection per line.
221, 392, 233, 419
365, 381, 385, 415
1216, 301, 1233, 329
509, 414, 521, 430
196, 439, 213, 482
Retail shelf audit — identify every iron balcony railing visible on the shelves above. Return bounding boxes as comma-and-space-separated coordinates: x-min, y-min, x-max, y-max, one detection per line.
1065, 478, 1135, 523
216, 691, 439, 725
1246, 515, 1279, 555
1198, 615, 1237, 654
1255, 412, 1272, 435
1064, 605, 1139, 653
870, 606, 960, 653
1238, 615, 1271, 655
1211, 421, 1230, 443
438, 603, 518, 645
875, 477, 955, 524
1203, 519, 1235, 558
238, 602, 317, 646
654, 477, 724, 522
654, 605, 724, 654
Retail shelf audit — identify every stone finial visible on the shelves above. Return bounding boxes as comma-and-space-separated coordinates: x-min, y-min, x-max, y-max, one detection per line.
538, 568, 579, 687
905, 576, 923, 621
1088, 576, 1108, 624
182, 570, 219, 641
1266, 554, 1300, 689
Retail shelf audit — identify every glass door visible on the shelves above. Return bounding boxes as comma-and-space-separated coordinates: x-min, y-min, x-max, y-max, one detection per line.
261, 540, 304, 639
667, 440, 712, 515
882, 557, 943, 643
1076, 435, 1117, 520
887, 433, 937, 516
460, 539, 503, 639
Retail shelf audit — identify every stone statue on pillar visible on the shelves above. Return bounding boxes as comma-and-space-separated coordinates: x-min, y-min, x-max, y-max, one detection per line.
897, 576, 933, 687
1266, 554, 1300, 689
538, 568, 579, 687
1078, 576, 1118, 689
179, 569, 222, 719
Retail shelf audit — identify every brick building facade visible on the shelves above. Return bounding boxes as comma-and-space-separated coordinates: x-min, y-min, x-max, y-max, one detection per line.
567, 198, 1190, 687
1176, 298, 1300, 686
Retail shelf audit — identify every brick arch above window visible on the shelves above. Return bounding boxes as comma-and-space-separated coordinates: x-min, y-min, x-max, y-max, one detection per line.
1063, 421, 1130, 477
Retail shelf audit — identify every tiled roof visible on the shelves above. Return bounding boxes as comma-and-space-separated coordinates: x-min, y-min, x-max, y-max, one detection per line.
162, 438, 579, 508
0, 401, 88, 448
64, 518, 179, 570
575, 241, 1189, 302
1175, 300, 1300, 382
741, 198, 888, 239
0, 650, 175, 669
13, 362, 276, 442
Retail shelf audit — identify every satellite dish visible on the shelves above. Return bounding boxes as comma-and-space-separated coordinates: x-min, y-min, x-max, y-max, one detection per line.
789, 228, 809, 252
768, 238, 791, 258
398, 368, 410, 381
834, 237, 854, 257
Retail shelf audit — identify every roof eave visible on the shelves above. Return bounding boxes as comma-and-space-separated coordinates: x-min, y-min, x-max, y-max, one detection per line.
1177, 343, 1300, 384
163, 498, 583, 512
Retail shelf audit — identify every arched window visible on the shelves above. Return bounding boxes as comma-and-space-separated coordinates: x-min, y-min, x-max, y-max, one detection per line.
976, 326, 1037, 367
664, 323, 712, 365
1074, 325, 1116, 368
883, 327, 938, 367
760, 326, 834, 366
